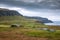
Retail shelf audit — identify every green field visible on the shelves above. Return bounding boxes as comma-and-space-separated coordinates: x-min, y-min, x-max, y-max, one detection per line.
0, 16, 60, 40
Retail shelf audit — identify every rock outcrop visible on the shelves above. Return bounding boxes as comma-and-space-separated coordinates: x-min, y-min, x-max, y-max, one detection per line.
0, 8, 22, 16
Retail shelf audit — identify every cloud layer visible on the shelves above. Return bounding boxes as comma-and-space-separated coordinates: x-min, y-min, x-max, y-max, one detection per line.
0, 0, 60, 21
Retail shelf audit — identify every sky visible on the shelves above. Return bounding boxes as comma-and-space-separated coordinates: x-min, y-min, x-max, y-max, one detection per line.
0, 0, 60, 21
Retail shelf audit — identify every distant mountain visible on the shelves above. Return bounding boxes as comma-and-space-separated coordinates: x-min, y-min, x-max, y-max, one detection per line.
0, 8, 22, 16
24, 16, 53, 23
0, 8, 44, 25
0, 8, 53, 23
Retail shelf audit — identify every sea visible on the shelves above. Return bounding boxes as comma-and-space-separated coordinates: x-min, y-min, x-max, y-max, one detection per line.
45, 21, 60, 26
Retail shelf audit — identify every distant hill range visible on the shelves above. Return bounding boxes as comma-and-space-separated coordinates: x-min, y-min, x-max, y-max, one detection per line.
24, 16, 53, 23
0, 8, 53, 23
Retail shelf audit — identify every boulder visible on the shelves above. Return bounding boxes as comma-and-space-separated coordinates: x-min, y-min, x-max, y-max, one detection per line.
11, 24, 23, 27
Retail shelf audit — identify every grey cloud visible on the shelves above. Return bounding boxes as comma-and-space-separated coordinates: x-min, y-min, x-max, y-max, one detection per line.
0, 0, 41, 10
0, 0, 60, 10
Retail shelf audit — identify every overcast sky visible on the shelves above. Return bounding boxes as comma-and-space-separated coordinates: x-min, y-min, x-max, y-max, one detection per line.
0, 0, 60, 21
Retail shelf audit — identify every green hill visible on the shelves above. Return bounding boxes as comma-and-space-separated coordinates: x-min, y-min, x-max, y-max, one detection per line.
0, 8, 45, 28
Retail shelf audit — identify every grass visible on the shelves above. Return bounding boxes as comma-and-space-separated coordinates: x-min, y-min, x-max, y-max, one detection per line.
19, 28, 60, 38
0, 16, 60, 40
0, 27, 60, 40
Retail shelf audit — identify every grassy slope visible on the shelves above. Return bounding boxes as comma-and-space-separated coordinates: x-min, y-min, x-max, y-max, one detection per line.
0, 16, 44, 27
0, 16, 60, 40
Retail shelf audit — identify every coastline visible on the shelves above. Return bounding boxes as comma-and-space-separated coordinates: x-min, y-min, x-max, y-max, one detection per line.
45, 21, 60, 26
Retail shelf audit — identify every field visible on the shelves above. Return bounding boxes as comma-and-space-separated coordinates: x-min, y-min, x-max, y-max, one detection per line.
0, 16, 60, 40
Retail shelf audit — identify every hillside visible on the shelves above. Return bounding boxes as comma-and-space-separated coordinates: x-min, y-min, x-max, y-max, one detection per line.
0, 8, 22, 16
24, 16, 53, 23
0, 8, 53, 23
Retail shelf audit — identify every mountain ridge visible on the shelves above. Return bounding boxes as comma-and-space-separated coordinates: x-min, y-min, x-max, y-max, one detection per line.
24, 16, 53, 23
0, 8, 22, 16
0, 8, 53, 23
